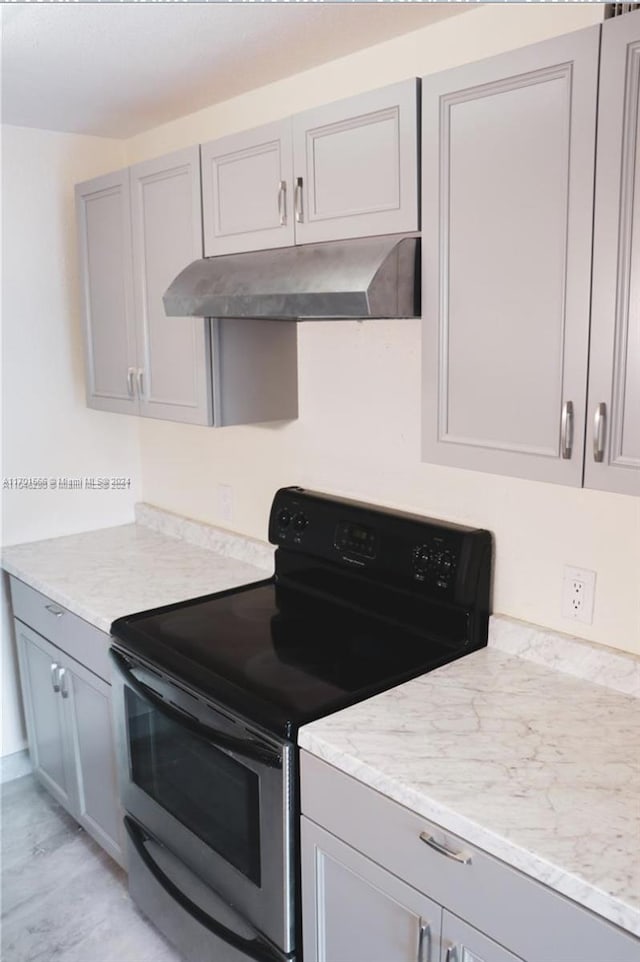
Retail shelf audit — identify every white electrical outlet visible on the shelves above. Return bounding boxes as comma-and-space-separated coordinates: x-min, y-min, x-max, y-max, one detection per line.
562, 566, 596, 625
217, 484, 233, 524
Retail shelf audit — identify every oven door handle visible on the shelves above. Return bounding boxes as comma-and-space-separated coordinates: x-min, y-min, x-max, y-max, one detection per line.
124, 817, 284, 962
110, 649, 282, 769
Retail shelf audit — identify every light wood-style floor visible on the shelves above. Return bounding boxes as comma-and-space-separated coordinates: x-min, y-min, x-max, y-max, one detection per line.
1, 774, 182, 962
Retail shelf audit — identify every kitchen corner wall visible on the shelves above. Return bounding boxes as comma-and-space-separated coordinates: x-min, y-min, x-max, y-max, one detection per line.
1, 125, 142, 755
127, 4, 639, 658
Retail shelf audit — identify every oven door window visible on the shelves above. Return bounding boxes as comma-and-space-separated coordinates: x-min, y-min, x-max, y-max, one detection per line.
125, 687, 261, 886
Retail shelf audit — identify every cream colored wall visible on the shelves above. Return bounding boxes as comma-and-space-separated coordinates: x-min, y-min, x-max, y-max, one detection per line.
126, 4, 640, 658
1, 125, 142, 755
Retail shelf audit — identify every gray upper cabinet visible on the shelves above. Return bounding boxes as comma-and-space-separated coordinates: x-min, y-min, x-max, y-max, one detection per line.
130, 147, 212, 425
292, 79, 419, 245
584, 15, 640, 497
421, 28, 600, 486
77, 150, 297, 426
201, 120, 295, 255
201, 80, 419, 255
75, 169, 138, 416
77, 149, 211, 425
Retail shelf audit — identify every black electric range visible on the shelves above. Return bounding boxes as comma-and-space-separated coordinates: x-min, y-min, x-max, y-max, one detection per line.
109, 487, 492, 962
112, 486, 492, 738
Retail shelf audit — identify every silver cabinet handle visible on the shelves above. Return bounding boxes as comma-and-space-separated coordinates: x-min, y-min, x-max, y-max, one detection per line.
137, 368, 144, 398
45, 604, 64, 618
294, 176, 304, 223
419, 831, 472, 864
445, 947, 458, 962
417, 920, 430, 962
593, 402, 606, 462
127, 367, 136, 397
277, 180, 287, 226
58, 667, 69, 699
51, 662, 61, 693
561, 400, 574, 459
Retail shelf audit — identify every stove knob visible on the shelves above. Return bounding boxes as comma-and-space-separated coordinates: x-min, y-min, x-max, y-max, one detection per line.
277, 509, 292, 529
293, 513, 308, 532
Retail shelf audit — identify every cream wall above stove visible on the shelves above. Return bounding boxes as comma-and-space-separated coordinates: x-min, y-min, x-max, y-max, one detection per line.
124, 5, 639, 655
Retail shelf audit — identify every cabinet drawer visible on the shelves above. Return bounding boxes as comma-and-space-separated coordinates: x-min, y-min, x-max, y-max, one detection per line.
301, 752, 639, 962
9, 577, 111, 683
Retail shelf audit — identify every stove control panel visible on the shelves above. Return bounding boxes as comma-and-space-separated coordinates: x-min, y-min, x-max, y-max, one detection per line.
270, 486, 492, 649
411, 539, 458, 590
273, 503, 311, 546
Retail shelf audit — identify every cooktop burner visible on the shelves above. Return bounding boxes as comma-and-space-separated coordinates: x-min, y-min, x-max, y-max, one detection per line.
112, 487, 492, 737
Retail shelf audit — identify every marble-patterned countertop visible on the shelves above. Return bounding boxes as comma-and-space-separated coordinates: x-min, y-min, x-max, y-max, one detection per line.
5, 506, 639, 938
2, 504, 274, 634
299, 644, 640, 937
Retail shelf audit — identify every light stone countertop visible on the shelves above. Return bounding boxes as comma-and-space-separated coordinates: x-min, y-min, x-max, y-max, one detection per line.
4, 507, 639, 937
2, 505, 274, 634
299, 643, 640, 938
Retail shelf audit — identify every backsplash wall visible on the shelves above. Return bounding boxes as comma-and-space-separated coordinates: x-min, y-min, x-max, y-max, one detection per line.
129, 4, 639, 655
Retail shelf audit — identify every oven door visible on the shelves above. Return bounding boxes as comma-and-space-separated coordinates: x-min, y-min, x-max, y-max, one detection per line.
110, 647, 295, 955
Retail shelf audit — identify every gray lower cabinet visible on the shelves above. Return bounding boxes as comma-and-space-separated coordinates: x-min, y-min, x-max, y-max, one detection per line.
302, 817, 441, 962
12, 579, 123, 864
421, 26, 600, 487
300, 751, 640, 962
302, 815, 518, 962
584, 14, 640, 496
15, 620, 78, 814
201, 79, 419, 256
441, 913, 523, 962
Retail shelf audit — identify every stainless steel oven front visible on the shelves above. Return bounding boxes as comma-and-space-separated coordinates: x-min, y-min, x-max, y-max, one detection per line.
110, 647, 296, 962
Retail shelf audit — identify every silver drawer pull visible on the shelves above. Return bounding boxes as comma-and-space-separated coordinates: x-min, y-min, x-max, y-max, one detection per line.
417, 919, 430, 962
51, 662, 61, 693
45, 604, 64, 618
58, 667, 69, 699
445, 947, 458, 962
419, 831, 472, 864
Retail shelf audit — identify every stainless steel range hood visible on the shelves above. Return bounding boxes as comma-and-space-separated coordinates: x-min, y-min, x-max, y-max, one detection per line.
163, 234, 420, 321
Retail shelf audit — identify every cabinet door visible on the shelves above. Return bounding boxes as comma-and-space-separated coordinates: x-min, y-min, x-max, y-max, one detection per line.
201, 120, 294, 255
293, 79, 419, 245
302, 817, 441, 962
131, 146, 212, 425
75, 169, 138, 415
441, 913, 522, 962
584, 15, 640, 496
421, 28, 599, 485
14, 622, 78, 815
66, 660, 123, 866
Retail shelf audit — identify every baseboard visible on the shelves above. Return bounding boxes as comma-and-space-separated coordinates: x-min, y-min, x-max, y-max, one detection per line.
0, 748, 32, 784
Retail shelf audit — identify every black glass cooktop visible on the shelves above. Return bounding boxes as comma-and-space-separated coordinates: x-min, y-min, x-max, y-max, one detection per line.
111, 579, 463, 738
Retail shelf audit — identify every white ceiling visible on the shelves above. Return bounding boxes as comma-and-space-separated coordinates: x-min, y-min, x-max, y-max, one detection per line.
1, 4, 465, 140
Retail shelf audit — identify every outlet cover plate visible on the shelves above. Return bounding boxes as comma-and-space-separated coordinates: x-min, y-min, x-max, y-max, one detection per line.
217, 483, 233, 524
562, 566, 596, 624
